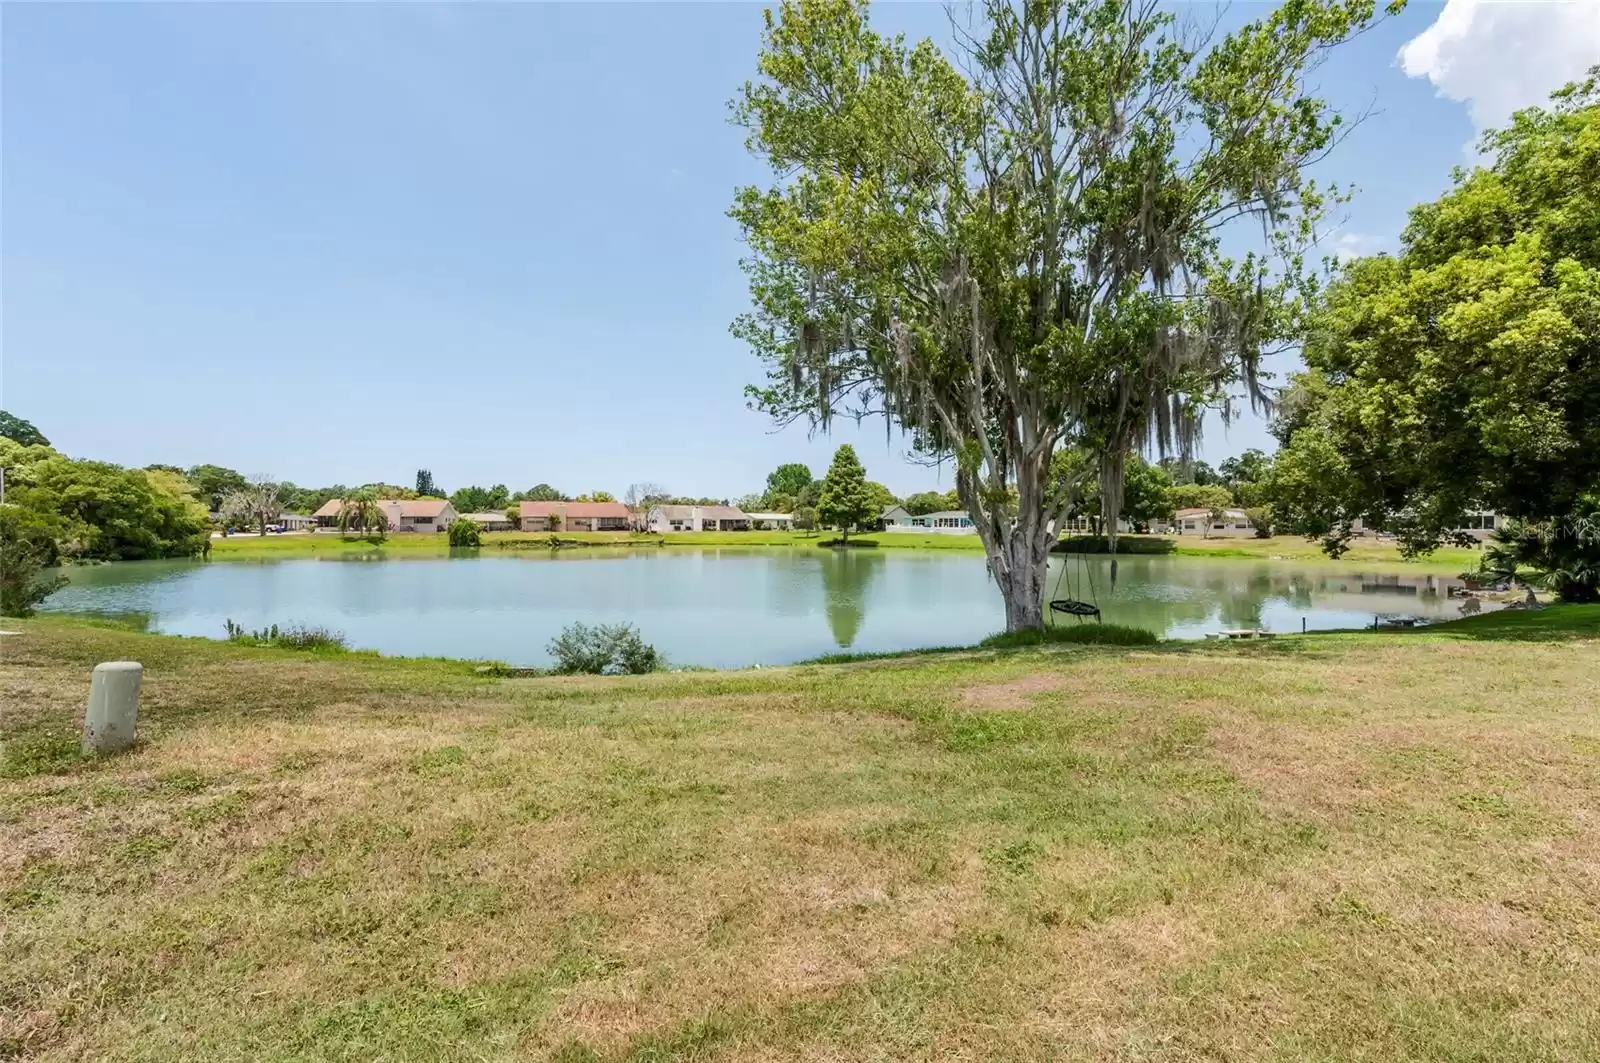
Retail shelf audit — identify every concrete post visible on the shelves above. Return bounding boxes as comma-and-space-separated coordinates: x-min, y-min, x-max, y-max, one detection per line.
83, 661, 142, 754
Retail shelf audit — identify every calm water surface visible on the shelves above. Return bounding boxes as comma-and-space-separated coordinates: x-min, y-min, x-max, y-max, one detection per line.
41, 549, 1479, 668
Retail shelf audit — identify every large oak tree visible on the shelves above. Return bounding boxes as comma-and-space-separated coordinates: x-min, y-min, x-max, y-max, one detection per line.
732, 0, 1377, 629
1272, 72, 1600, 595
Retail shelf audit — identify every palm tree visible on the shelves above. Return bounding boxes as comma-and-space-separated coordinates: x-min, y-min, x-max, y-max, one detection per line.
338, 488, 388, 541
1481, 508, 1600, 604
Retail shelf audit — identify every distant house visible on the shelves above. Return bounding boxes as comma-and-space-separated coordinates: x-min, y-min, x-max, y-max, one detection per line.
310, 498, 456, 532
1348, 512, 1503, 540
1054, 515, 1133, 536
461, 511, 516, 532
881, 505, 975, 534
277, 513, 314, 532
645, 504, 751, 532
1158, 507, 1258, 538
520, 500, 631, 532
744, 512, 794, 531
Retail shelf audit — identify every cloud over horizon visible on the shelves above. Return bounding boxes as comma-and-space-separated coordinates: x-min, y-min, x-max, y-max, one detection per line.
1399, 0, 1600, 144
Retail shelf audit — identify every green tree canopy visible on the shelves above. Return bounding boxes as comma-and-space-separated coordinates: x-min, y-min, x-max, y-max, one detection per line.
415, 469, 443, 498
451, 484, 511, 514
185, 464, 249, 512
1274, 73, 1600, 567
902, 489, 962, 516
863, 481, 898, 515
1168, 483, 1234, 518
514, 484, 565, 502
764, 463, 815, 503
732, 0, 1376, 628
0, 411, 49, 447
817, 444, 874, 543
11, 458, 209, 560
1051, 451, 1174, 530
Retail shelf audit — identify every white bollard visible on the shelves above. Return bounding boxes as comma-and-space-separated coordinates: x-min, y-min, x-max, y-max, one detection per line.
83, 661, 143, 754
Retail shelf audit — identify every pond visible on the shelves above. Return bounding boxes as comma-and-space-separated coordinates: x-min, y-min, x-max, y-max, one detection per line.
38, 548, 1483, 668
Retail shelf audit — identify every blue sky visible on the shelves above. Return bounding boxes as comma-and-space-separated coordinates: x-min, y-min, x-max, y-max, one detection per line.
4, 2, 1593, 499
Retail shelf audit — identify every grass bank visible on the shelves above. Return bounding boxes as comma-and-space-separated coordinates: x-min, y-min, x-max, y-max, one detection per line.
4, 607, 1598, 1060
210, 529, 1481, 571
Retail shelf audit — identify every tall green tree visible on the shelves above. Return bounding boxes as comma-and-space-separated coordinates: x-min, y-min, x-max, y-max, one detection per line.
764, 463, 814, 504
415, 469, 442, 498
0, 411, 48, 447
185, 464, 249, 512
902, 489, 962, 516
817, 444, 874, 544
514, 484, 565, 502
1274, 72, 1600, 586
451, 484, 511, 514
732, 0, 1376, 629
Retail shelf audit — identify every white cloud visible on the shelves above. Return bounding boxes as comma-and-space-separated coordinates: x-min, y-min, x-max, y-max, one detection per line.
1328, 230, 1383, 262
1399, 0, 1600, 140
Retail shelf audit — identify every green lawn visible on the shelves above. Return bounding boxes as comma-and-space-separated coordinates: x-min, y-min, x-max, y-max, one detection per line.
4, 607, 1598, 1060
209, 528, 1481, 571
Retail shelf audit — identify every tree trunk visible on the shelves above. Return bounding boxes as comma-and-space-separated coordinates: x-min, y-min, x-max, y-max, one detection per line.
994, 521, 1049, 632
1000, 567, 1045, 630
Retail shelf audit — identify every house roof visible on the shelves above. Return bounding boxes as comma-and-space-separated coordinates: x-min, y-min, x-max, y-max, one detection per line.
461, 511, 514, 523
744, 512, 792, 521
396, 499, 452, 518
698, 505, 747, 520
648, 504, 697, 519
519, 500, 631, 519
881, 505, 910, 518
921, 510, 971, 520
1173, 507, 1252, 520
312, 498, 452, 519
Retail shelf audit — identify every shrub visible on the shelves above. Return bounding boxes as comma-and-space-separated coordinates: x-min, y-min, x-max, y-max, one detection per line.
0, 506, 68, 616
979, 623, 1157, 649
224, 619, 349, 652
447, 518, 482, 548
547, 622, 661, 675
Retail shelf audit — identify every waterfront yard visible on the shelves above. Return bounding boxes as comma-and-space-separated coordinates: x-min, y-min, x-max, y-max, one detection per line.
4, 608, 1598, 1060
209, 529, 1483, 572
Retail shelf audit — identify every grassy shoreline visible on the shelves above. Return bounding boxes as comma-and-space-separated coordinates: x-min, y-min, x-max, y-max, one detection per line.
207, 529, 1483, 572
4, 608, 1597, 1059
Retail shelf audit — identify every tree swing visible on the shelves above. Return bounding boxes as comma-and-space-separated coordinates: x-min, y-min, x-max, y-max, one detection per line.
1048, 546, 1108, 624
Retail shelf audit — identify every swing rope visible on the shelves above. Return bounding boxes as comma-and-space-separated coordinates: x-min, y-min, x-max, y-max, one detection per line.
1048, 541, 1102, 623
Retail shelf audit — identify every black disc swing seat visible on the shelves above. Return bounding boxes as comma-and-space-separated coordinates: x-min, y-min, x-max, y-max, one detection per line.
1047, 546, 1109, 623
1049, 597, 1101, 621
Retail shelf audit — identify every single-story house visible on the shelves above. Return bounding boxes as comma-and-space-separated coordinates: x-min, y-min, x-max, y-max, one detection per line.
1340, 512, 1503, 540
311, 498, 456, 532
1156, 507, 1257, 537
1053, 515, 1133, 536
520, 500, 631, 532
277, 513, 314, 532
744, 512, 794, 531
461, 511, 517, 532
881, 506, 975, 534
645, 504, 751, 532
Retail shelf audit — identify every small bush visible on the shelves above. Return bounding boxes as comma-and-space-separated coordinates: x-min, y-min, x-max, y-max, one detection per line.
980, 623, 1157, 649
547, 622, 661, 675
224, 619, 349, 652
0, 507, 67, 617
447, 518, 482, 548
